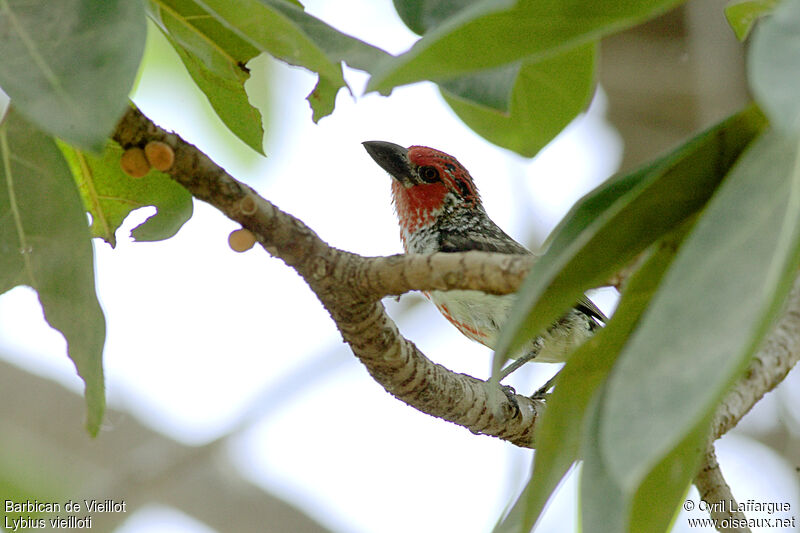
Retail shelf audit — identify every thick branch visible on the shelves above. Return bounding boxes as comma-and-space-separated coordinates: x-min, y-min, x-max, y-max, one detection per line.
113, 106, 800, 453
355, 252, 534, 298
114, 106, 541, 448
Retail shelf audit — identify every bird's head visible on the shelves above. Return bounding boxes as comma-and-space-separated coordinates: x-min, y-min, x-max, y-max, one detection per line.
363, 141, 481, 236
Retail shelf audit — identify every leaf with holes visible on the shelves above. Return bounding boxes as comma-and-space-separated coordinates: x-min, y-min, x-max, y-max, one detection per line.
59, 140, 193, 248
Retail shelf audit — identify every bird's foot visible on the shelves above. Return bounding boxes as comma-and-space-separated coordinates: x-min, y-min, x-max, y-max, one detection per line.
530, 371, 559, 400
481, 382, 520, 422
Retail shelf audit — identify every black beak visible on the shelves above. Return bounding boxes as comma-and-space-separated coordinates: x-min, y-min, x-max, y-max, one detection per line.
362, 141, 411, 182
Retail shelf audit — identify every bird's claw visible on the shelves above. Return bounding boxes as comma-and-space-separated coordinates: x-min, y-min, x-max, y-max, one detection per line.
529, 371, 559, 400
500, 383, 520, 418
530, 386, 551, 401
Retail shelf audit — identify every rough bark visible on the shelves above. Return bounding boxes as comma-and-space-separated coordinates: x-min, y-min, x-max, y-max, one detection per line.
113, 105, 800, 458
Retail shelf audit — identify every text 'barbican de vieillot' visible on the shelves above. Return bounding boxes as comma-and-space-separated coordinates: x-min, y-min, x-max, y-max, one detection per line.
4, 499, 127, 531
5, 499, 126, 514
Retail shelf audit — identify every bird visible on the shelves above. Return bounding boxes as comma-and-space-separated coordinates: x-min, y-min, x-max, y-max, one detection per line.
362, 140, 604, 394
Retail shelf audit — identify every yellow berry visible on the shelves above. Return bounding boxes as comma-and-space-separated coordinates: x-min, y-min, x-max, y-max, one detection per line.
228, 228, 256, 252
120, 147, 150, 178
144, 141, 175, 171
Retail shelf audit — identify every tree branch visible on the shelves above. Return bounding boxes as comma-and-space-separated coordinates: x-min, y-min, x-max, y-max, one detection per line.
113, 106, 541, 448
113, 106, 800, 456
694, 445, 751, 532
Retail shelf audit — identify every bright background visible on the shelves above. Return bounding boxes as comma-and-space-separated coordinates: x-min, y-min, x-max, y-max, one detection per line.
1, 1, 799, 532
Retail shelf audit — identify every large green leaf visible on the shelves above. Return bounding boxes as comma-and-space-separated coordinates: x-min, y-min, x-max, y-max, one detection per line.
495, 234, 682, 533
580, 393, 708, 533
491, 105, 767, 373
149, 0, 390, 123
441, 42, 596, 156
0, 109, 105, 435
749, 0, 800, 133
582, 337, 710, 533
368, 0, 685, 94
0, 0, 145, 152
59, 140, 193, 248
625, 419, 707, 533
599, 128, 800, 496
579, 391, 628, 533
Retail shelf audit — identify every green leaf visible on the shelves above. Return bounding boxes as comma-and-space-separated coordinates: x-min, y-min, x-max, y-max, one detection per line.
147, 0, 258, 78
599, 128, 800, 496
581, 294, 710, 533
257, 0, 391, 118
580, 384, 706, 533
440, 62, 519, 113
149, 0, 390, 123
162, 28, 265, 154
581, 392, 709, 533
367, 0, 685, 94
260, 0, 390, 73
393, 0, 480, 35
491, 105, 767, 373
0, 0, 146, 152
393, 0, 525, 114
495, 234, 682, 533
0, 109, 105, 435
724, 0, 779, 40
580, 390, 628, 533
307, 76, 340, 123
749, 0, 800, 133
441, 42, 596, 156
148, 0, 263, 151
626, 419, 707, 533
58, 140, 193, 248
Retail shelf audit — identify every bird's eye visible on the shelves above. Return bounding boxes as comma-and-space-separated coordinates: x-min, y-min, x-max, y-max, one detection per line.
419, 166, 440, 183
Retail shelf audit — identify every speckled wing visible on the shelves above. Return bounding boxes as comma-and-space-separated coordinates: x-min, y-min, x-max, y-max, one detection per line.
438, 225, 529, 255
438, 225, 607, 324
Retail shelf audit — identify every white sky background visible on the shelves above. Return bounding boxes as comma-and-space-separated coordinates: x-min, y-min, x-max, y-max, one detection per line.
1, 1, 799, 532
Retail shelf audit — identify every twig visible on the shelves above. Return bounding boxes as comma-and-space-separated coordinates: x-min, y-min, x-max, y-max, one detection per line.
694, 445, 750, 532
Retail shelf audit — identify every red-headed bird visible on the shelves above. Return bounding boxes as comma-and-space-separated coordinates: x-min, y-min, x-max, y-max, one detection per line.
363, 141, 604, 388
